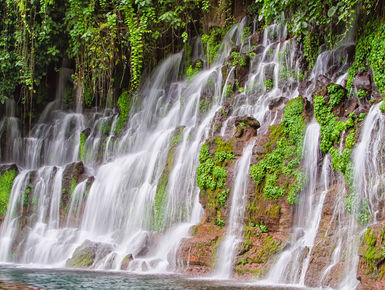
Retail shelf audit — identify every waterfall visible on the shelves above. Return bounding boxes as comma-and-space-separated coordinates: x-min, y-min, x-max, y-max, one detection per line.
0, 15, 384, 289
214, 140, 256, 278
0, 20, 247, 272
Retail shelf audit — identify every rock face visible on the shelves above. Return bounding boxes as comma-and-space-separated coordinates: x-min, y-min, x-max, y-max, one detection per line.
66, 240, 114, 268
357, 225, 385, 289
179, 111, 294, 278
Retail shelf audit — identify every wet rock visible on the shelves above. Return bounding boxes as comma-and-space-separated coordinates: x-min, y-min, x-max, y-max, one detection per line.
66, 240, 114, 269
353, 69, 372, 92
61, 161, 87, 219
120, 254, 133, 270
357, 225, 385, 289
315, 75, 331, 92
252, 135, 268, 156
344, 98, 359, 117
0, 163, 18, 175
235, 55, 251, 87
233, 116, 260, 140
179, 224, 224, 269
81, 127, 91, 138
268, 97, 288, 110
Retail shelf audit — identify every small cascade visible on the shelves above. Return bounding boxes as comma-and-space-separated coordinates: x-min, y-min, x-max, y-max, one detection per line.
0, 171, 31, 261
336, 103, 385, 289
214, 140, 255, 278
0, 99, 21, 163
266, 121, 322, 284
66, 180, 88, 227
221, 22, 302, 136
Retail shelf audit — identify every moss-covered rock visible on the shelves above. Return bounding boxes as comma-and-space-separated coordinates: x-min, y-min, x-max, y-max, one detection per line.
66, 240, 113, 269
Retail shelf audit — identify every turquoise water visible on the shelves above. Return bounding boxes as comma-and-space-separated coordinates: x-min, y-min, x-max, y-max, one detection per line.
0, 265, 301, 289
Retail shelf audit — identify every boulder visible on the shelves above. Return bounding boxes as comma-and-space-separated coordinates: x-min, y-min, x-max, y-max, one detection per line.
66, 240, 114, 268
234, 116, 260, 140
120, 254, 133, 270
353, 69, 372, 92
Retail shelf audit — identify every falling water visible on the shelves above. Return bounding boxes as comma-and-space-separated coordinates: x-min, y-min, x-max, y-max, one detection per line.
214, 140, 256, 278
0, 20, 247, 273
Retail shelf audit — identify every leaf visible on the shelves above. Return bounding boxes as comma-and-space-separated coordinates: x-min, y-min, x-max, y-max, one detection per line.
327, 6, 337, 18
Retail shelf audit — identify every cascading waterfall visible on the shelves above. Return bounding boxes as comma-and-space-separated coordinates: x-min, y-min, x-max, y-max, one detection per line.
0, 20, 247, 272
0, 14, 383, 289
214, 140, 256, 278
336, 103, 385, 289
221, 22, 302, 136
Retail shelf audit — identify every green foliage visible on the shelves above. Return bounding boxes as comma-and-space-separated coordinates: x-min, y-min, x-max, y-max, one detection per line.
327, 84, 345, 107
257, 223, 268, 233
231, 51, 246, 67
250, 97, 306, 204
218, 189, 230, 207
70, 178, 77, 196
0, 170, 17, 216
79, 132, 86, 160
264, 79, 273, 92
116, 91, 131, 135
380, 100, 385, 114
215, 217, 225, 227
186, 61, 201, 80
197, 141, 234, 193
347, 19, 385, 94
361, 227, 385, 278
357, 89, 368, 100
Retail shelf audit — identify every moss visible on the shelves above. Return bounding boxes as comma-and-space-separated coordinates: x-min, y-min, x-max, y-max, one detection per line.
264, 205, 280, 220
361, 227, 385, 279
23, 183, 32, 207
380, 100, 385, 114
252, 235, 280, 264
70, 178, 77, 196
0, 170, 17, 216
153, 127, 184, 232
347, 19, 385, 94
250, 97, 306, 204
115, 90, 131, 135
79, 132, 86, 160
313, 86, 369, 223
68, 251, 94, 268
196, 137, 234, 224
264, 79, 274, 92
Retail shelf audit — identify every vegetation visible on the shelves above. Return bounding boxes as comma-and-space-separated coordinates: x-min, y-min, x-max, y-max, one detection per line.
197, 137, 234, 226
0, 0, 212, 128
313, 84, 369, 225
0, 170, 17, 216
250, 97, 306, 204
360, 227, 385, 279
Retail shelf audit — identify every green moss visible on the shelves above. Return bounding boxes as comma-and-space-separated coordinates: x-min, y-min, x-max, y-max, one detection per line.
116, 90, 131, 135
196, 137, 234, 224
67, 251, 93, 268
357, 89, 369, 100
250, 97, 306, 204
264, 79, 274, 92
361, 227, 385, 279
79, 132, 86, 160
252, 235, 280, 264
186, 61, 201, 80
380, 100, 385, 113
153, 127, 184, 232
347, 19, 385, 94
70, 178, 77, 196
0, 170, 17, 216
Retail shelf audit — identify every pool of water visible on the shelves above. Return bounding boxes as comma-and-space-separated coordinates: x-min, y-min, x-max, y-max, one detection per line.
0, 265, 304, 289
